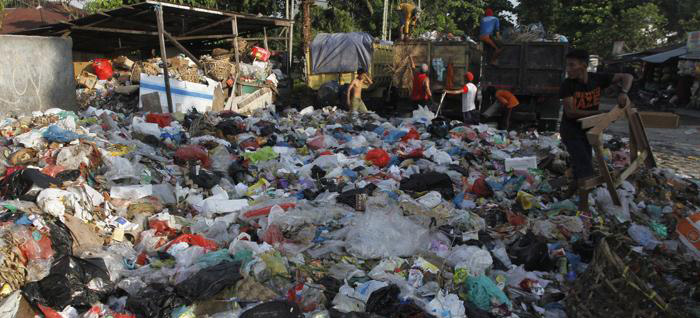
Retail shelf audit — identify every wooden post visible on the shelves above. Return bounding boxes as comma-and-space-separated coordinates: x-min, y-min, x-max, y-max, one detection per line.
155, 5, 174, 113
232, 17, 240, 65
263, 27, 269, 51
288, 25, 294, 73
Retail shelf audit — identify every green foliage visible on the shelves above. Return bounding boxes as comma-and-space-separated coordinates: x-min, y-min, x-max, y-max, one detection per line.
82, 0, 284, 14
517, 0, 671, 58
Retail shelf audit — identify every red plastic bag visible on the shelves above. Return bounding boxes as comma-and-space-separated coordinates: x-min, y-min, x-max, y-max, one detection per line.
401, 128, 420, 142
307, 135, 325, 150
93, 58, 114, 80
164, 234, 218, 252
38, 304, 62, 318
365, 148, 390, 168
174, 145, 212, 168
145, 113, 173, 128
262, 224, 285, 245
17, 228, 54, 262
41, 165, 66, 177
471, 177, 493, 198
149, 219, 178, 238
242, 203, 296, 219
251, 46, 271, 62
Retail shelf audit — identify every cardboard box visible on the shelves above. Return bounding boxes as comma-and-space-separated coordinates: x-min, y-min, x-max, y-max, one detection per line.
77, 71, 98, 89
639, 111, 680, 129
73, 62, 93, 80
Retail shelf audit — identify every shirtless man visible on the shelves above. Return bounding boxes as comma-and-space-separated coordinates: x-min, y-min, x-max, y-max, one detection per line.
347, 69, 373, 113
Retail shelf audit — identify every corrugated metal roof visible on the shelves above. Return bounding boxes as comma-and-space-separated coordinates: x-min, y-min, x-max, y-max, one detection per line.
641, 47, 688, 63
0, 7, 71, 34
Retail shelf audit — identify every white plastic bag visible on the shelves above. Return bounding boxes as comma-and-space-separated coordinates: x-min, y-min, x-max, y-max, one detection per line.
344, 210, 429, 259
447, 245, 493, 276
427, 291, 466, 318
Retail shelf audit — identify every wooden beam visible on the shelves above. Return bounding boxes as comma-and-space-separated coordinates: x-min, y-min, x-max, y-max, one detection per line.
594, 144, 621, 205
181, 17, 233, 36
240, 37, 288, 41
156, 5, 174, 113
232, 17, 240, 65
579, 112, 609, 129
163, 31, 207, 73
71, 26, 158, 36
174, 34, 233, 41
617, 151, 648, 185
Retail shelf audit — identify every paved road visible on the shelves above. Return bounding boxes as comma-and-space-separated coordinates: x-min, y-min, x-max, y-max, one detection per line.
601, 102, 700, 179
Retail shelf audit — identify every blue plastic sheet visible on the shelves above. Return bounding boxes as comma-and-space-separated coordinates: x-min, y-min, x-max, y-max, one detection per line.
42, 125, 83, 143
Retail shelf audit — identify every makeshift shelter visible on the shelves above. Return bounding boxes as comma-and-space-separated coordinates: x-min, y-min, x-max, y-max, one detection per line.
15, 0, 294, 113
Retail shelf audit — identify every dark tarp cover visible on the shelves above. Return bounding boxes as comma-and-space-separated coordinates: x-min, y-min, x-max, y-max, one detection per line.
311, 32, 374, 74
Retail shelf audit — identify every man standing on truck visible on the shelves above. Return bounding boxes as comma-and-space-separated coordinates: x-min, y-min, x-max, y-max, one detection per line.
397, 1, 417, 41
559, 49, 633, 212
480, 8, 502, 65
410, 56, 433, 109
347, 68, 373, 113
445, 72, 479, 124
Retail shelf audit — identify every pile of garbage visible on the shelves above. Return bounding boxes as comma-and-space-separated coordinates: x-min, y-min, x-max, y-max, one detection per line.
0, 105, 698, 318
502, 23, 568, 43
75, 44, 283, 115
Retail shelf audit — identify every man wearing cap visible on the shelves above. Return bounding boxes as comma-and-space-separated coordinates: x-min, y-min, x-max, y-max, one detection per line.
445, 72, 479, 124
410, 56, 433, 109
480, 8, 502, 64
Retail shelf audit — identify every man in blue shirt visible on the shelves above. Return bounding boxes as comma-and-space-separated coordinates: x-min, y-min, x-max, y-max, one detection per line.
479, 8, 502, 64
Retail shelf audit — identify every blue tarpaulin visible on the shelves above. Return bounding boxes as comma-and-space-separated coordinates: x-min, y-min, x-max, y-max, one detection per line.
311, 32, 374, 74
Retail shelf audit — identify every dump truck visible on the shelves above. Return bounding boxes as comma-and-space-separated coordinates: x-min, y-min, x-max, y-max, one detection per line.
392, 40, 481, 100
480, 42, 569, 131
305, 32, 394, 106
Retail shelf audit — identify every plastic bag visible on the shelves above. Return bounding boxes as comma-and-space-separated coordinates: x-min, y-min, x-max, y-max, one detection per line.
628, 224, 661, 250
344, 210, 429, 259
447, 245, 493, 276
427, 291, 466, 318
22, 256, 114, 310
93, 58, 114, 80
242, 147, 279, 163
240, 301, 303, 318
509, 233, 554, 271
174, 145, 212, 168
42, 125, 83, 143
400, 172, 455, 200
365, 149, 390, 168
145, 113, 173, 128
307, 135, 326, 150
465, 275, 511, 311
174, 261, 241, 301
164, 234, 218, 252
126, 283, 186, 318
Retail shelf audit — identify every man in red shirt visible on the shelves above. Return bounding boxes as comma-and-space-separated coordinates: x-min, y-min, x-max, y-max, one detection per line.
410, 56, 432, 109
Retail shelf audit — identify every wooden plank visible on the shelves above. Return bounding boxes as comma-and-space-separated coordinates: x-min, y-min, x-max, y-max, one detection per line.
617, 151, 648, 185
594, 144, 621, 205
156, 5, 174, 113
181, 17, 233, 36
263, 27, 269, 51
71, 25, 157, 36
579, 112, 609, 129
175, 34, 233, 41
580, 176, 604, 190
163, 31, 207, 72
638, 111, 680, 129
632, 111, 657, 168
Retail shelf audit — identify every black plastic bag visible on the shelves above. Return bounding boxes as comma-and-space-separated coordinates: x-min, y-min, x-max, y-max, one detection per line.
240, 301, 303, 318
217, 120, 244, 136
126, 283, 186, 318
175, 261, 241, 301
329, 309, 387, 318
428, 117, 450, 139
464, 300, 493, 318
509, 232, 555, 271
22, 256, 113, 310
311, 165, 326, 180
189, 166, 222, 189
317, 276, 342, 308
336, 184, 377, 209
48, 221, 74, 261
56, 169, 81, 182
400, 172, 455, 200
228, 160, 249, 184
365, 285, 400, 316
1, 168, 61, 199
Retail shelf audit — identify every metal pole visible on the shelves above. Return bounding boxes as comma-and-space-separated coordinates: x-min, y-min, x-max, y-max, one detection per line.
155, 5, 174, 113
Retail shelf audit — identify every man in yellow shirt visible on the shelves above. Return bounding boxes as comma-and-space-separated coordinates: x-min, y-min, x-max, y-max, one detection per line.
397, 1, 417, 40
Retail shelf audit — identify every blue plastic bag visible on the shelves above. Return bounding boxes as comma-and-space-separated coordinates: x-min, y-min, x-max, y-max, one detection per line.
42, 125, 83, 143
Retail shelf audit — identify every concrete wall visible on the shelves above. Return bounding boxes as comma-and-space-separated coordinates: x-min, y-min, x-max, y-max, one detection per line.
0, 35, 78, 114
